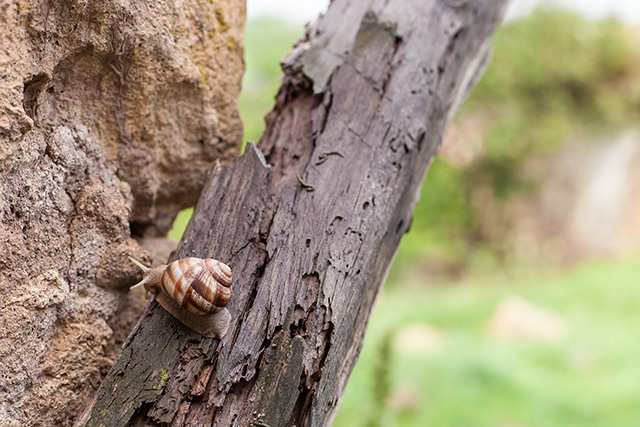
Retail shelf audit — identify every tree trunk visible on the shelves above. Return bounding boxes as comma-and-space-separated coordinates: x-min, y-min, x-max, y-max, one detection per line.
79, 0, 507, 425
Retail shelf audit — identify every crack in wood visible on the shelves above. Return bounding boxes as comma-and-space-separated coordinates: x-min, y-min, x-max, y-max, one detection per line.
147, 344, 208, 423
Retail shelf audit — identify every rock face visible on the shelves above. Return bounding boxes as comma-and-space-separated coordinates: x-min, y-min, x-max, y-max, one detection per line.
0, 1, 244, 425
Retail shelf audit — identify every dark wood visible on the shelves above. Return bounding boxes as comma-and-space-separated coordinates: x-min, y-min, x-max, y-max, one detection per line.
79, 0, 508, 425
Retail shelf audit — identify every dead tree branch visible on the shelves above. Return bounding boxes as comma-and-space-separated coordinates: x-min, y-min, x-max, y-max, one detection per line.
79, 0, 507, 425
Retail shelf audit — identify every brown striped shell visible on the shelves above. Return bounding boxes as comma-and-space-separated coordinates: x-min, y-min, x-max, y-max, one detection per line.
161, 258, 232, 315
129, 256, 233, 339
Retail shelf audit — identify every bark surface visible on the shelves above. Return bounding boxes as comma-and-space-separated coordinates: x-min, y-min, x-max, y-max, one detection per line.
81, 0, 508, 425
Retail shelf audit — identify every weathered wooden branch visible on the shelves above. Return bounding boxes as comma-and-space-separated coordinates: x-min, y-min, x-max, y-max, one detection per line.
79, 0, 507, 425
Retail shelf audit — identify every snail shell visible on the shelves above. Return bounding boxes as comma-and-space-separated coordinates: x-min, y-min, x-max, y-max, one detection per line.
129, 256, 232, 339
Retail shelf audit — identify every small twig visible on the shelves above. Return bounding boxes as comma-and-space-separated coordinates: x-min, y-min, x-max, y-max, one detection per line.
315, 151, 344, 165
296, 174, 315, 192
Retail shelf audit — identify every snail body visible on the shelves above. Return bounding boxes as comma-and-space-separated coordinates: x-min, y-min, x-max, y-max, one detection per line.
129, 256, 232, 339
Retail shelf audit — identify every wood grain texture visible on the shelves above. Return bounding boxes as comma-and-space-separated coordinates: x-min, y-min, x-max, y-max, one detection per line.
79, 0, 508, 425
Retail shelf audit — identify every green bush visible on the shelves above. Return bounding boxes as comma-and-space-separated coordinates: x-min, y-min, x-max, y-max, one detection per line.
402, 8, 640, 267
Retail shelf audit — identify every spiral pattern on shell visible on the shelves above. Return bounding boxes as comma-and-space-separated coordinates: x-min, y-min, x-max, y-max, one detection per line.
161, 257, 232, 315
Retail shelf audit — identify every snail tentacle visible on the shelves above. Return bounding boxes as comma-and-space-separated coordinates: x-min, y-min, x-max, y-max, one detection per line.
128, 256, 150, 273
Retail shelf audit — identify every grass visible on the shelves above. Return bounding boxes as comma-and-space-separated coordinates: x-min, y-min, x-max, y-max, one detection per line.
333, 256, 640, 426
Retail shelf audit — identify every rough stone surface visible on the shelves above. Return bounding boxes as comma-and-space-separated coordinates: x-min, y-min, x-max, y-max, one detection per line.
0, 1, 244, 426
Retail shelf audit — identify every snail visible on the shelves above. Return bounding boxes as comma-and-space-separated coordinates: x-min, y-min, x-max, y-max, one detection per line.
129, 256, 232, 339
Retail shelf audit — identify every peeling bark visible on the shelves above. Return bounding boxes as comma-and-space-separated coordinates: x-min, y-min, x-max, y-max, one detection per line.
79, 0, 508, 426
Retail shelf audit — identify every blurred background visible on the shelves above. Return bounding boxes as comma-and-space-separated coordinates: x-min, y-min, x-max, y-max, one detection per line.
170, 1, 640, 425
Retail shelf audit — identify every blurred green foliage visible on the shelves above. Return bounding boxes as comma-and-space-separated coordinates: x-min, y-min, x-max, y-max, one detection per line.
465, 8, 640, 142
396, 8, 640, 269
335, 256, 640, 426
167, 207, 193, 242
239, 18, 304, 145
